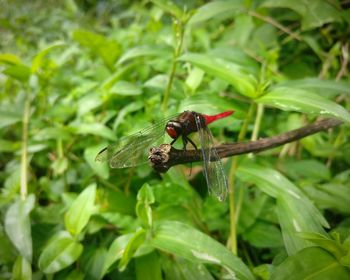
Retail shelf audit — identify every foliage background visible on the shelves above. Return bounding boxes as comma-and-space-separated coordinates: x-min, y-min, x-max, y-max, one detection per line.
1, 0, 350, 279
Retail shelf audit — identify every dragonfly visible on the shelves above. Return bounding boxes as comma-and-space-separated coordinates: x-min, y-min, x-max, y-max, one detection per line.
96, 110, 234, 201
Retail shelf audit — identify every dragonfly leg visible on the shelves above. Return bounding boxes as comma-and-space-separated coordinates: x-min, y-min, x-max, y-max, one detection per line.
185, 136, 197, 150
170, 137, 179, 145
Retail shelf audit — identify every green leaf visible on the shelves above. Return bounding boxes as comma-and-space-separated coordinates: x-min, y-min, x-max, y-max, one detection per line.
277, 78, 350, 98
119, 229, 146, 271
117, 45, 172, 65
3, 64, 31, 82
70, 123, 117, 141
271, 247, 350, 280
38, 231, 83, 274
5, 194, 35, 261
109, 81, 142, 96
0, 53, 21, 65
72, 29, 120, 70
256, 87, 350, 123
179, 53, 258, 98
84, 145, 109, 179
12, 255, 32, 280
136, 184, 155, 228
135, 252, 162, 280
262, 0, 342, 30
243, 221, 283, 248
297, 232, 346, 260
102, 233, 134, 276
188, 0, 244, 25
237, 162, 329, 255
64, 184, 97, 236
150, 0, 184, 19
31, 42, 66, 73
151, 221, 254, 280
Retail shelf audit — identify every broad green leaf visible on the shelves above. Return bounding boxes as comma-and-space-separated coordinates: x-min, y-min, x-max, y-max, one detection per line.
297, 232, 346, 260
188, 0, 244, 25
31, 42, 66, 73
119, 229, 146, 271
112, 101, 144, 131
117, 45, 172, 65
271, 247, 350, 280
150, 0, 184, 19
161, 254, 215, 280
0, 53, 21, 65
0, 139, 21, 152
80, 246, 107, 280
277, 78, 350, 97
151, 221, 255, 280
84, 145, 109, 179
64, 184, 97, 236
33, 126, 72, 141
185, 66, 204, 93
109, 81, 142, 96
302, 183, 350, 214
237, 162, 329, 255
136, 184, 155, 228
12, 255, 32, 280
262, 0, 342, 30
243, 221, 283, 248
179, 53, 258, 98
72, 29, 120, 69
77, 93, 103, 116
5, 194, 35, 261
102, 233, 134, 276
135, 251, 162, 280
279, 159, 331, 181
51, 157, 68, 176
3, 64, 31, 82
70, 123, 117, 141
256, 87, 350, 123
38, 231, 83, 274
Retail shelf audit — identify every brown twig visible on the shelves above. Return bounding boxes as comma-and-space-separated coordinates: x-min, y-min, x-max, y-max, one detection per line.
149, 118, 343, 172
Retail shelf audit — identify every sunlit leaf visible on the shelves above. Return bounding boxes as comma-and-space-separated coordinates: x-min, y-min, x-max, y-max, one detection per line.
117, 45, 172, 65
5, 194, 35, 261
151, 221, 255, 280
64, 184, 97, 236
38, 231, 83, 274
119, 229, 146, 271
271, 247, 350, 279
179, 53, 258, 98
256, 87, 350, 123
12, 255, 32, 280
189, 0, 244, 25
135, 251, 162, 280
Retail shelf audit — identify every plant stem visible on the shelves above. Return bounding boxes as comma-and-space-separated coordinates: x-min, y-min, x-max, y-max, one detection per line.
251, 103, 264, 142
228, 102, 256, 254
20, 91, 30, 201
161, 19, 185, 112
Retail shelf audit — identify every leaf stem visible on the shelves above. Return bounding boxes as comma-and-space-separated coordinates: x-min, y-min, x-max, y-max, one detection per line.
161, 19, 185, 112
228, 102, 256, 254
20, 91, 30, 201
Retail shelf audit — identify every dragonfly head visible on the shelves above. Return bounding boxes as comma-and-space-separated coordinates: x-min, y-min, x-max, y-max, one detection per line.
165, 121, 183, 139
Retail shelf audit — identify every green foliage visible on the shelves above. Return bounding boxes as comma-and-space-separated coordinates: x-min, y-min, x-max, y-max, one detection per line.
1, 0, 350, 279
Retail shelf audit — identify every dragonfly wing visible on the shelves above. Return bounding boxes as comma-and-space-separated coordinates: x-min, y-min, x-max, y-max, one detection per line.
95, 115, 174, 168
194, 114, 228, 201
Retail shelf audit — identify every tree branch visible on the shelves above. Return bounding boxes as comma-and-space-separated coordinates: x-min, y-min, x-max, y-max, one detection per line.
149, 118, 343, 172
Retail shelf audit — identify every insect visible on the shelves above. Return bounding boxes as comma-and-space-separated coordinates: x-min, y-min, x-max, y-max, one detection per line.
96, 110, 234, 201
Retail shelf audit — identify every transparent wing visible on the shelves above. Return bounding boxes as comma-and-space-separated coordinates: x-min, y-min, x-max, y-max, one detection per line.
194, 114, 228, 201
96, 114, 177, 168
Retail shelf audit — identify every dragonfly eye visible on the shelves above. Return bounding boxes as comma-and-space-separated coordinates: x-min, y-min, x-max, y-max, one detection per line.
166, 121, 182, 139
166, 126, 178, 138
